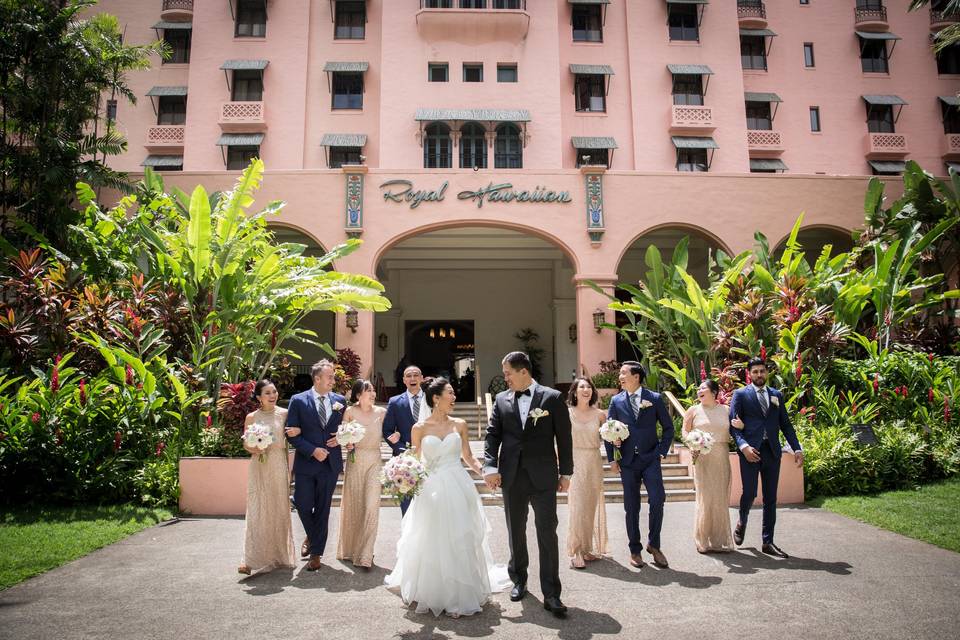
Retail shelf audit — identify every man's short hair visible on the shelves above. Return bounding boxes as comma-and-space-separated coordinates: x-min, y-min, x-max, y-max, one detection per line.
403, 365, 422, 377
311, 359, 335, 378
621, 360, 647, 383
747, 357, 767, 371
502, 351, 532, 374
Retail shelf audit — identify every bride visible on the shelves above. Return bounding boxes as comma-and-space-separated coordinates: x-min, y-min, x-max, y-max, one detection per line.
385, 377, 510, 617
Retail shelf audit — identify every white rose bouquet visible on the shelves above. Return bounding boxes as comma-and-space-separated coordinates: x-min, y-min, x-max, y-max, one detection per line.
682, 428, 715, 464
336, 420, 366, 463
599, 418, 630, 461
242, 422, 274, 463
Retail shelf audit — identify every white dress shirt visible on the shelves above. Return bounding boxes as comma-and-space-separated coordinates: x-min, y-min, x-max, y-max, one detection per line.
310, 387, 332, 423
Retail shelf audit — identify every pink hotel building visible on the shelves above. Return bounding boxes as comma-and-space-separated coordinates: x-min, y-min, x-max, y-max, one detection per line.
97, 0, 959, 393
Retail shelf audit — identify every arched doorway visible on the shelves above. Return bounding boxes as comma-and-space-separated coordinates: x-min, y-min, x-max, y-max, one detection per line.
773, 226, 854, 262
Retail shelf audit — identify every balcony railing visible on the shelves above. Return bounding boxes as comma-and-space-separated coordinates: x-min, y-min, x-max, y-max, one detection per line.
747, 129, 783, 153
671, 105, 714, 130
219, 101, 266, 132
416, 1, 530, 42
146, 125, 185, 149
737, 1, 766, 20
866, 132, 908, 156
946, 133, 960, 156
161, 0, 193, 20
854, 5, 888, 30
419, 0, 525, 8
931, 8, 960, 28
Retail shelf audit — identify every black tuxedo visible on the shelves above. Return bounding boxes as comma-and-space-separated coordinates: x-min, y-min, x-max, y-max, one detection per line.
484, 382, 573, 599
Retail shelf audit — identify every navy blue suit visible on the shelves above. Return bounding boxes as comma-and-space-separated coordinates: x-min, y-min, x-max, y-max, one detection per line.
382, 391, 420, 514
729, 385, 802, 544
286, 389, 346, 557
605, 388, 674, 553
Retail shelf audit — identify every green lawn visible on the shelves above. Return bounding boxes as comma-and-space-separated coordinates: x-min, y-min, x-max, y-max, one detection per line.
0, 504, 173, 590
810, 478, 960, 553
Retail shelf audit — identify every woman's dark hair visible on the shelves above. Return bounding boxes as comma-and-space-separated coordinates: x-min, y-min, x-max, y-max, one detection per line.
349, 378, 374, 404
700, 378, 720, 397
423, 377, 450, 408
621, 360, 647, 383
567, 377, 598, 407
502, 351, 532, 374
253, 379, 276, 403
747, 357, 767, 371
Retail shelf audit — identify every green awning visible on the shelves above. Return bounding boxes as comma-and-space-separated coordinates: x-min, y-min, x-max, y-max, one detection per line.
141, 155, 183, 167
745, 92, 782, 103
220, 59, 269, 70
672, 136, 718, 149
750, 158, 788, 171
855, 30, 902, 41
322, 61, 370, 73
863, 95, 908, 106
414, 108, 531, 122
869, 161, 906, 174
216, 133, 264, 146
739, 28, 777, 37
320, 133, 367, 147
571, 136, 617, 149
569, 64, 614, 76
667, 64, 714, 76
146, 86, 187, 97
939, 95, 960, 107
152, 21, 192, 30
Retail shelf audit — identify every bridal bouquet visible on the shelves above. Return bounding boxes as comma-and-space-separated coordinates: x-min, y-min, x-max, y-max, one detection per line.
599, 419, 630, 461
242, 423, 274, 463
336, 420, 366, 463
683, 428, 715, 464
380, 451, 428, 503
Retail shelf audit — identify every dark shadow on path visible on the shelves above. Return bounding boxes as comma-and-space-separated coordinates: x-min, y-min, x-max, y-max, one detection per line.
500, 596, 622, 640
718, 548, 853, 576
585, 557, 723, 589
394, 601, 504, 638
242, 563, 390, 595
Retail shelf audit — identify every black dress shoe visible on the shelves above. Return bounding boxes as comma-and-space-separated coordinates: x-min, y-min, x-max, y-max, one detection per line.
762, 543, 789, 558
734, 523, 745, 546
509, 582, 527, 602
543, 597, 568, 618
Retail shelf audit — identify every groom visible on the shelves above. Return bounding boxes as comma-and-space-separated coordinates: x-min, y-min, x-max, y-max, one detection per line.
484, 351, 573, 618
285, 360, 346, 571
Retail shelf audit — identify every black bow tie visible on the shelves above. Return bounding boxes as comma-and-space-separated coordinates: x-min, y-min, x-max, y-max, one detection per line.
515, 388, 531, 398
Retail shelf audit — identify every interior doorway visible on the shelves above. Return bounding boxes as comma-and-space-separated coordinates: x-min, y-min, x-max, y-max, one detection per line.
407, 320, 476, 401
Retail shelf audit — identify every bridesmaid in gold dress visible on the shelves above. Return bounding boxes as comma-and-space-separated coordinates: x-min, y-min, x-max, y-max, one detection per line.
336, 379, 386, 570
566, 377, 608, 569
238, 380, 296, 575
682, 378, 744, 554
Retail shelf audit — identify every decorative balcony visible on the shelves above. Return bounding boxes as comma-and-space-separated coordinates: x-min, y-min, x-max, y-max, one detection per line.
931, 8, 960, 30
854, 5, 889, 32
416, 2, 530, 44
747, 130, 783, 155
866, 132, 908, 157
160, 0, 193, 21
145, 125, 185, 150
218, 101, 266, 132
737, 1, 768, 29
670, 105, 715, 131
945, 133, 960, 157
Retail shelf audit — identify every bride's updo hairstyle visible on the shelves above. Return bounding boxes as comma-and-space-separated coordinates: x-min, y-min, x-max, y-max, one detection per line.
423, 377, 449, 409
349, 378, 375, 404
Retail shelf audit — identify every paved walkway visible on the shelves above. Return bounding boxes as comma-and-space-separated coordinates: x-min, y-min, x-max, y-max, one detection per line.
2, 502, 959, 640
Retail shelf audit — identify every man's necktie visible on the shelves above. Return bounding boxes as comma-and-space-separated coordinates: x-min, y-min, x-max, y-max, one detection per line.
411, 394, 421, 421
758, 389, 769, 415
631, 393, 641, 420
317, 396, 327, 428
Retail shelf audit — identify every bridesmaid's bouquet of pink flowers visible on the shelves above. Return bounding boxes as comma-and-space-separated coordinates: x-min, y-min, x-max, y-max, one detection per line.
336, 420, 366, 463
380, 451, 428, 503
242, 423, 274, 463
683, 428, 715, 464
599, 419, 630, 461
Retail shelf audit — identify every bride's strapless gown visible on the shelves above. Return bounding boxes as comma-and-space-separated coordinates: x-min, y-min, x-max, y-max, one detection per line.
384, 431, 510, 617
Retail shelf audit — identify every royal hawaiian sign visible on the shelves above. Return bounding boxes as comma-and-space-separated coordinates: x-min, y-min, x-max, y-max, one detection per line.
379, 179, 573, 209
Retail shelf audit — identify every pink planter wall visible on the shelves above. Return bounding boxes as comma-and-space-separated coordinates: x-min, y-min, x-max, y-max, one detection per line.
179, 454, 293, 516
677, 446, 805, 506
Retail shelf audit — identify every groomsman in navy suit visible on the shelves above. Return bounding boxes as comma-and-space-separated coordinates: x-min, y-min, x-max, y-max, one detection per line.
729, 357, 804, 558
382, 364, 425, 515
285, 360, 346, 570
605, 361, 674, 569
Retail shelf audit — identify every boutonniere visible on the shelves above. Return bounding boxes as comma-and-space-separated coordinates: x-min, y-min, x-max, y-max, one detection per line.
639, 399, 653, 409
331, 401, 344, 412
530, 408, 549, 425
769, 396, 779, 407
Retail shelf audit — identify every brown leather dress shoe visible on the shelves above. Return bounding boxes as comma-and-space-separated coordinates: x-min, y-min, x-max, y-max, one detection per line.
646, 545, 669, 568
237, 564, 251, 575
306, 555, 322, 571
629, 553, 645, 568
300, 538, 310, 559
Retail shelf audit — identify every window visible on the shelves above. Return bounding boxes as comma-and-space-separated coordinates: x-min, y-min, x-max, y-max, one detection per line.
497, 64, 518, 83
668, 4, 699, 42
740, 35, 766, 70
809, 106, 821, 132
800, 0, 809, 4
751, 166, 777, 174
329, 146, 362, 168
105, 99, 117, 123
494, 123, 522, 168
803, 43, 815, 68
574, 75, 606, 112
572, 5, 602, 42
232, 70, 263, 101
856, 0, 883, 8
227, 145, 259, 170
493, 0, 522, 7
424, 0, 453, 6
745, 101, 772, 130
463, 63, 483, 82
860, 40, 889, 73
575, 148, 609, 168
154, 162, 183, 172
332, 72, 363, 109
424, 123, 452, 168
672, 74, 704, 105
157, 96, 186, 125
235, 0, 266, 38
677, 148, 708, 172
459, 0, 485, 7
428, 63, 449, 82
163, 29, 191, 64
937, 44, 960, 74
459, 123, 487, 169
335, 1, 365, 39
867, 105, 895, 133
943, 103, 960, 134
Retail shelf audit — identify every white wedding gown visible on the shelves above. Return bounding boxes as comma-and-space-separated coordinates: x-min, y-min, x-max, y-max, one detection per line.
385, 431, 510, 617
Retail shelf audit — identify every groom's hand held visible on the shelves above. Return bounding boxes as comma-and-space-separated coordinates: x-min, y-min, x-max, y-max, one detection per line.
483, 473, 501, 490
312, 448, 329, 462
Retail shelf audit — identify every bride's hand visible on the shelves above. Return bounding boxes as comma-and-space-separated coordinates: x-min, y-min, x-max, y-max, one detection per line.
284, 426, 301, 438
387, 431, 401, 444
731, 417, 745, 430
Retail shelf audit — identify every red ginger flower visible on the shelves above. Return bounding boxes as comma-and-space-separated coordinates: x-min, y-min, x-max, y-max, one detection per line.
79, 379, 87, 406
206, 414, 213, 428
31, 412, 40, 424
929, 388, 935, 403
155, 442, 166, 457
113, 431, 122, 452
699, 361, 707, 382
873, 374, 879, 393
125, 365, 134, 386
760, 343, 767, 361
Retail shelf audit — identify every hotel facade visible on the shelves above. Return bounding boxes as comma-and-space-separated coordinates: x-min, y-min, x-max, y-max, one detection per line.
96, 0, 960, 394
